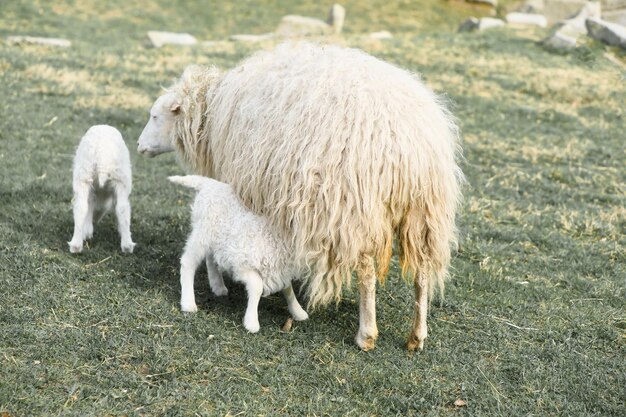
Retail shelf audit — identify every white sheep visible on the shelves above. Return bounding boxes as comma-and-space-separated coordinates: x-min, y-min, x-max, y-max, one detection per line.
138, 42, 463, 351
169, 175, 308, 333
69, 125, 135, 254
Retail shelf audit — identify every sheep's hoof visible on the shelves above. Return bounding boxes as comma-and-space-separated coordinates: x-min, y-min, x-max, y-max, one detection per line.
121, 242, 136, 254
181, 303, 198, 313
68, 241, 83, 253
355, 333, 377, 351
406, 333, 425, 352
83, 225, 93, 240
212, 286, 229, 297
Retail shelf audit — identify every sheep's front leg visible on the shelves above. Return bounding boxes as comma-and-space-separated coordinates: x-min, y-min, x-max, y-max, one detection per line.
239, 269, 264, 333
407, 272, 429, 351
206, 254, 228, 296
113, 184, 135, 253
355, 255, 378, 351
68, 183, 91, 253
179, 238, 205, 313
282, 284, 308, 321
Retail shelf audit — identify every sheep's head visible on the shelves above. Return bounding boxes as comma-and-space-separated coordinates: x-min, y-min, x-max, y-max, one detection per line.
137, 92, 180, 157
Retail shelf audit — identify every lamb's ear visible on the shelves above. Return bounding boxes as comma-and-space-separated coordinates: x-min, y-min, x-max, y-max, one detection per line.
170, 101, 181, 114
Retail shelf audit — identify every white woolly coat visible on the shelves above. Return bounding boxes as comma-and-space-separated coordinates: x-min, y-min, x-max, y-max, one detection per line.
73, 125, 132, 191
165, 42, 463, 307
181, 176, 304, 296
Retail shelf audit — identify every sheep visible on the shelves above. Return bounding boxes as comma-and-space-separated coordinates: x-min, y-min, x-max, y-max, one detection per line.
138, 42, 463, 351
69, 125, 135, 254
168, 175, 309, 333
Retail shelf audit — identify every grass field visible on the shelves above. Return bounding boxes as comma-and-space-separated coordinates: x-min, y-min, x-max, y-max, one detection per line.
1, 1, 625, 415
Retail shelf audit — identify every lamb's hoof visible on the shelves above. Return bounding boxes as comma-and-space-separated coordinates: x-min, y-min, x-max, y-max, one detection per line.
68, 241, 83, 253
407, 333, 426, 352
181, 303, 198, 313
83, 225, 93, 240
355, 332, 377, 351
244, 318, 260, 333
121, 242, 136, 254
212, 286, 229, 297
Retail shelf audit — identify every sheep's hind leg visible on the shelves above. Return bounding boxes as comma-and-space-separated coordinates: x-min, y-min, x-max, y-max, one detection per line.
83, 191, 95, 240
179, 236, 205, 313
206, 254, 228, 296
407, 272, 429, 351
113, 184, 135, 253
355, 255, 378, 351
238, 269, 263, 333
282, 284, 308, 321
68, 183, 91, 253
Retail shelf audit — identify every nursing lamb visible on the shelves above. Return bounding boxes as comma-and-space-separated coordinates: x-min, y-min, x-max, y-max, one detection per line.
169, 175, 308, 333
69, 125, 135, 253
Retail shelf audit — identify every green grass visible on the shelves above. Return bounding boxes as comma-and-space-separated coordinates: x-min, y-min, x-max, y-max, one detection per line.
1, 1, 625, 415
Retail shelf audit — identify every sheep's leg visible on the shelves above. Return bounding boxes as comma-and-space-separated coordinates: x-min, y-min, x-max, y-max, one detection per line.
83, 191, 95, 240
179, 238, 204, 313
113, 184, 135, 254
355, 255, 378, 351
68, 183, 91, 253
238, 269, 263, 333
206, 254, 228, 296
407, 272, 429, 351
282, 284, 308, 321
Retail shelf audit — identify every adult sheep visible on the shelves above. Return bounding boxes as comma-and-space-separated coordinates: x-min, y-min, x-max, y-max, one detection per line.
137, 42, 463, 351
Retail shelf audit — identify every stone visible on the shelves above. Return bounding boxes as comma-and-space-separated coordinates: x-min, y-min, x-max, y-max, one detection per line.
276, 15, 332, 37
458, 17, 505, 32
328, 4, 346, 34
6, 36, 71, 47
542, 2, 601, 49
506, 12, 549, 27
147, 31, 197, 48
543, 0, 588, 23
368, 30, 393, 40
603, 9, 626, 26
518, 0, 546, 14
586, 16, 626, 47
229, 33, 275, 42
466, 0, 498, 7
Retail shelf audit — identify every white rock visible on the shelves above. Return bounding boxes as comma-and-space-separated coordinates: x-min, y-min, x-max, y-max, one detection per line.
518, 0, 545, 14
6, 36, 71, 47
506, 12, 549, 27
328, 4, 346, 34
586, 16, 626, 48
369, 30, 393, 40
230, 33, 275, 42
147, 31, 197, 48
603, 9, 626, 26
458, 17, 505, 32
466, 0, 498, 7
543, 0, 589, 23
276, 15, 332, 37
543, 31, 578, 48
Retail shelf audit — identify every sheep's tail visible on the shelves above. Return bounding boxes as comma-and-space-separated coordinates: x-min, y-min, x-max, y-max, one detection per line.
96, 172, 109, 188
168, 175, 210, 190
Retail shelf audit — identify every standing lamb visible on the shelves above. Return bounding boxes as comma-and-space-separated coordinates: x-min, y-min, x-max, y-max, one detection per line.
169, 175, 308, 333
137, 42, 463, 351
69, 125, 135, 254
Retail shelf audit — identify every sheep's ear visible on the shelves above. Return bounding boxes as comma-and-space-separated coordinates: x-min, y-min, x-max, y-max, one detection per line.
170, 101, 181, 114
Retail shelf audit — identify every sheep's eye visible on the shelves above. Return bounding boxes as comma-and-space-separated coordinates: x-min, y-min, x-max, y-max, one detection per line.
152, 115, 157, 120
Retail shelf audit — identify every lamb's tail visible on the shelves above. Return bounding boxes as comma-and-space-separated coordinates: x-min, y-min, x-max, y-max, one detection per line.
168, 175, 211, 191
97, 172, 109, 188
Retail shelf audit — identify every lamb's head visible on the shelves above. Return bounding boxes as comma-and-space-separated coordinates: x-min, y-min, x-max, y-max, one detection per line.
137, 92, 180, 157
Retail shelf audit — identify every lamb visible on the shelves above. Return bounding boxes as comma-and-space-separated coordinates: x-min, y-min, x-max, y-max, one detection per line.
169, 175, 308, 333
69, 125, 135, 254
137, 42, 463, 351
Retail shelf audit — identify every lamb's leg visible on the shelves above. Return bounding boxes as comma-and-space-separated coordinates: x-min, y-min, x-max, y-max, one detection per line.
68, 183, 91, 253
355, 255, 378, 351
407, 272, 429, 351
206, 254, 228, 296
83, 192, 95, 240
282, 284, 308, 321
113, 184, 135, 253
238, 269, 264, 333
179, 237, 205, 313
